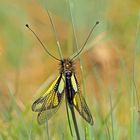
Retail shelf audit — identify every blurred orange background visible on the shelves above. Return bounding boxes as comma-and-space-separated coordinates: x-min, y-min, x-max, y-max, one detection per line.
0, 0, 140, 139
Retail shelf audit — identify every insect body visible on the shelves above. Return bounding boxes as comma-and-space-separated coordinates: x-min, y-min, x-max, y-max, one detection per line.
32, 58, 93, 125
26, 20, 99, 126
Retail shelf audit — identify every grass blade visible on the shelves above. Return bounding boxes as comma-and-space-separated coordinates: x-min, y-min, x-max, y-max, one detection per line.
69, 106, 80, 140
108, 88, 114, 140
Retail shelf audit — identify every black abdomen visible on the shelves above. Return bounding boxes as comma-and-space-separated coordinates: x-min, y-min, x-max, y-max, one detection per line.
65, 71, 74, 105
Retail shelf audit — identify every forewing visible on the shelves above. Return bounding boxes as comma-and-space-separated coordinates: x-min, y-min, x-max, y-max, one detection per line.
71, 74, 94, 125
32, 74, 65, 124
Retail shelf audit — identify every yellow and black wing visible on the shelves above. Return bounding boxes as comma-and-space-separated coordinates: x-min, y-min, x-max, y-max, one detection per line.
32, 73, 65, 124
71, 74, 94, 125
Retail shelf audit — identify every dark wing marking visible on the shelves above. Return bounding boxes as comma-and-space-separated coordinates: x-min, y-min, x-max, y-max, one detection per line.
71, 74, 94, 125
32, 74, 65, 124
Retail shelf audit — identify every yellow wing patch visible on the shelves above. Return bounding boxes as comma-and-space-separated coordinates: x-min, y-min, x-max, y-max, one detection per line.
42, 76, 60, 97
58, 76, 65, 93
32, 74, 65, 113
45, 91, 59, 107
71, 74, 78, 92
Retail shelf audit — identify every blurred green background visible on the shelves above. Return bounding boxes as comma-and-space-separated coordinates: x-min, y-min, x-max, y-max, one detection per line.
0, 0, 140, 140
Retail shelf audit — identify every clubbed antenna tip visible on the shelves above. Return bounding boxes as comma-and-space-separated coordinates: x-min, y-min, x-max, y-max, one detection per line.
25, 24, 29, 28
96, 21, 99, 25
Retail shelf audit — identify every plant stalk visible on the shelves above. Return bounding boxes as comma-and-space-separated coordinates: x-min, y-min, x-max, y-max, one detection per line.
69, 106, 80, 140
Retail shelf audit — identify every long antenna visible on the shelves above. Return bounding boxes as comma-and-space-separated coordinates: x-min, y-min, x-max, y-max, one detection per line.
70, 21, 99, 60
25, 24, 60, 61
